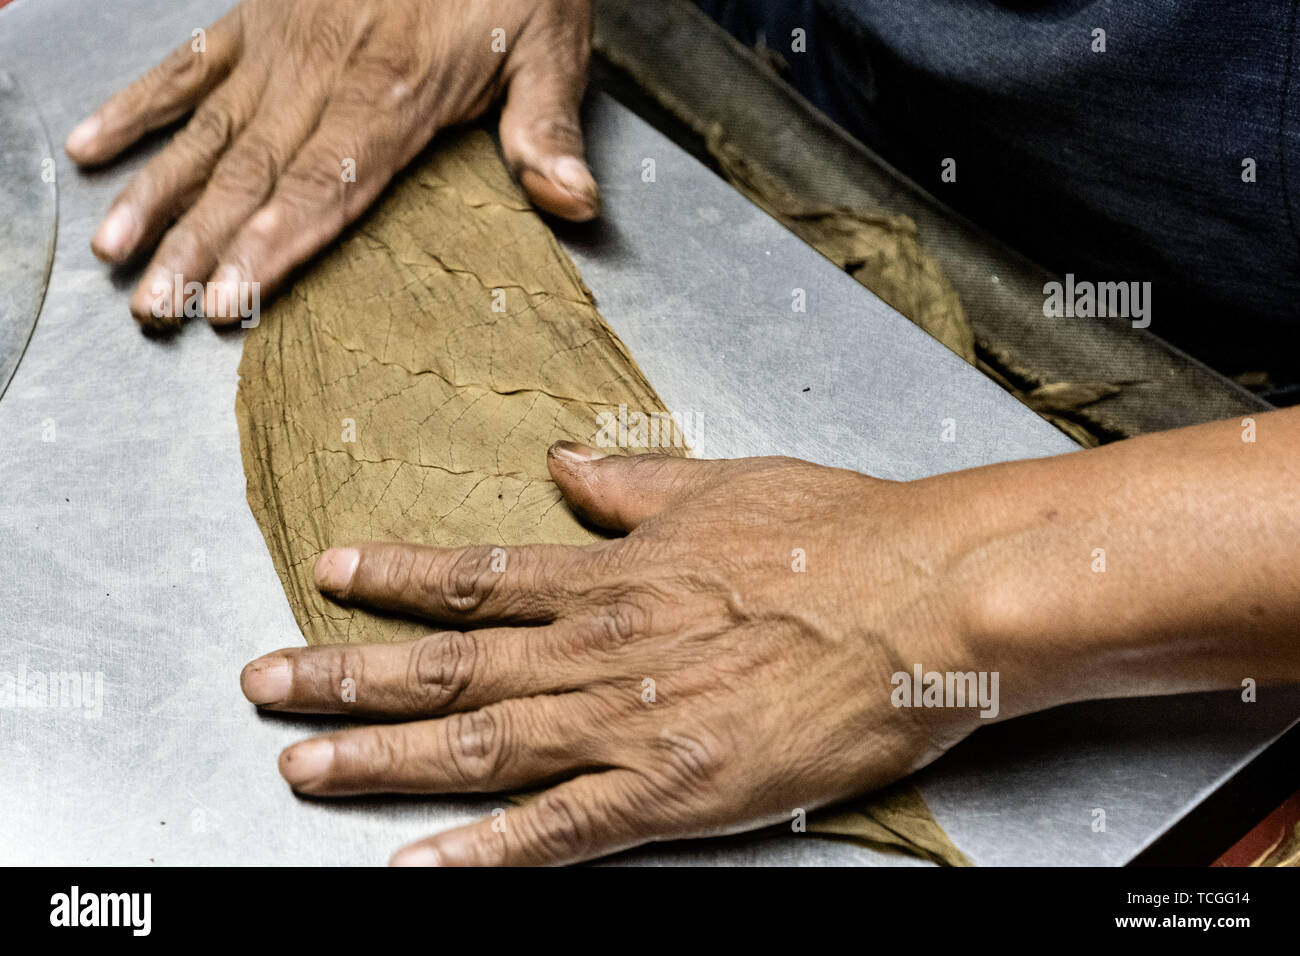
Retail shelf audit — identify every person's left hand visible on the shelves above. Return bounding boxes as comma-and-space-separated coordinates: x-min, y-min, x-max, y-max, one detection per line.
240, 442, 991, 865
66, 0, 598, 328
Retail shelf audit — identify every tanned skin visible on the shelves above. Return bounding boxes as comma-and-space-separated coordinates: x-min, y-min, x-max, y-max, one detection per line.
72, 0, 1300, 865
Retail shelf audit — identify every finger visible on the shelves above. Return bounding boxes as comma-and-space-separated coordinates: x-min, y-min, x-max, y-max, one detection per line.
546, 442, 726, 531
389, 771, 663, 867
278, 697, 607, 797
128, 66, 332, 322
202, 92, 407, 316
66, 9, 244, 165
498, 32, 598, 220
91, 73, 264, 266
313, 542, 588, 625
240, 625, 592, 717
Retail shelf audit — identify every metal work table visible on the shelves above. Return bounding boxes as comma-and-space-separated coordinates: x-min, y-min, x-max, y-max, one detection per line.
1, 0, 1295, 866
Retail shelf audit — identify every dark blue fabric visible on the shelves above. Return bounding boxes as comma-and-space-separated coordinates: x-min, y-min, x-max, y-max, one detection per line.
694, 0, 1300, 367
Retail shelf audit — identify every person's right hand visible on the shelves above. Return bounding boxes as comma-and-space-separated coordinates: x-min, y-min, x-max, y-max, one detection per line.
66, 0, 598, 329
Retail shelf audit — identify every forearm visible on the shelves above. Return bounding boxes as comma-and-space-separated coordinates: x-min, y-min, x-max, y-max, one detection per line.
927, 408, 1300, 718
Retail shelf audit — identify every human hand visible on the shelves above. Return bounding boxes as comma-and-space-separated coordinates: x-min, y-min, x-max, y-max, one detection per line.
240, 443, 999, 866
67, 0, 597, 328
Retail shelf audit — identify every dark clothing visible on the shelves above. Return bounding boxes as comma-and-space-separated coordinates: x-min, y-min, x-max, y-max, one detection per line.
694, 0, 1300, 370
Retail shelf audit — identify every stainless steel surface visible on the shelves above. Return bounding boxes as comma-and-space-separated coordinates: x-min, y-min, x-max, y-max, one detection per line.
0, 69, 56, 401
0, 0, 1295, 866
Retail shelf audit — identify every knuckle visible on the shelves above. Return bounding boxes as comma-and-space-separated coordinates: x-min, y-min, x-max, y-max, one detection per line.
280, 161, 337, 201
245, 203, 284, 241
444, 708, 507, 786
179, 105, 236, 156
212, 134, 280, 195
276, 162, 346, 230
531, 114, 583, 152
359, 47, 421, 90
527, 790, 596, 860
590, 600, 650, 648
157, 46, 208, 91
161, 40, 203, 72
301, 646, 365, 706
303, 16, 355, 63
129, 156, 195, 216
381, 80, 414, 110
442, 546, 500, 614
168, 196, 238, 261
331, 647, 367, 697
650, 728, 731, 797
408, 631, 477, 711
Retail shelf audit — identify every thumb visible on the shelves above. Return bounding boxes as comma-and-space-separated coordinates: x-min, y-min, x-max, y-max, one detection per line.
547, 442, 723, 531
499, 51, 599, 221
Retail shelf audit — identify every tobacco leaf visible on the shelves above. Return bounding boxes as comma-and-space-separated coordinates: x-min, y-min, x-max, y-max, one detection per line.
235, 128, 680, 645
809, 783, 972, 867
235, 127, 969, 866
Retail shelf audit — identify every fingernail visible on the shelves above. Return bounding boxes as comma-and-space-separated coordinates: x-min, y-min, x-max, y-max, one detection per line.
550, 441, 607, 463
204, 265, 241, 319
551, 156, 599, 206
389, 844, 442, 867
66, 116, 101, 156
241, 657, 291, 706
92, 206, 139, 262
280, 739, 334, 788
315, 547, 360, 594
131, 266, 175, 322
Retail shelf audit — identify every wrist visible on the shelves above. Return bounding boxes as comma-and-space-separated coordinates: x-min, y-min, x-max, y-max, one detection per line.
925, 448, 1270, 716
909, 459, 1091, 721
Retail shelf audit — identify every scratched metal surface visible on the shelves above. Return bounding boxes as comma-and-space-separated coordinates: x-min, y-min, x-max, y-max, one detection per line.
0, 0, 1295, 866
